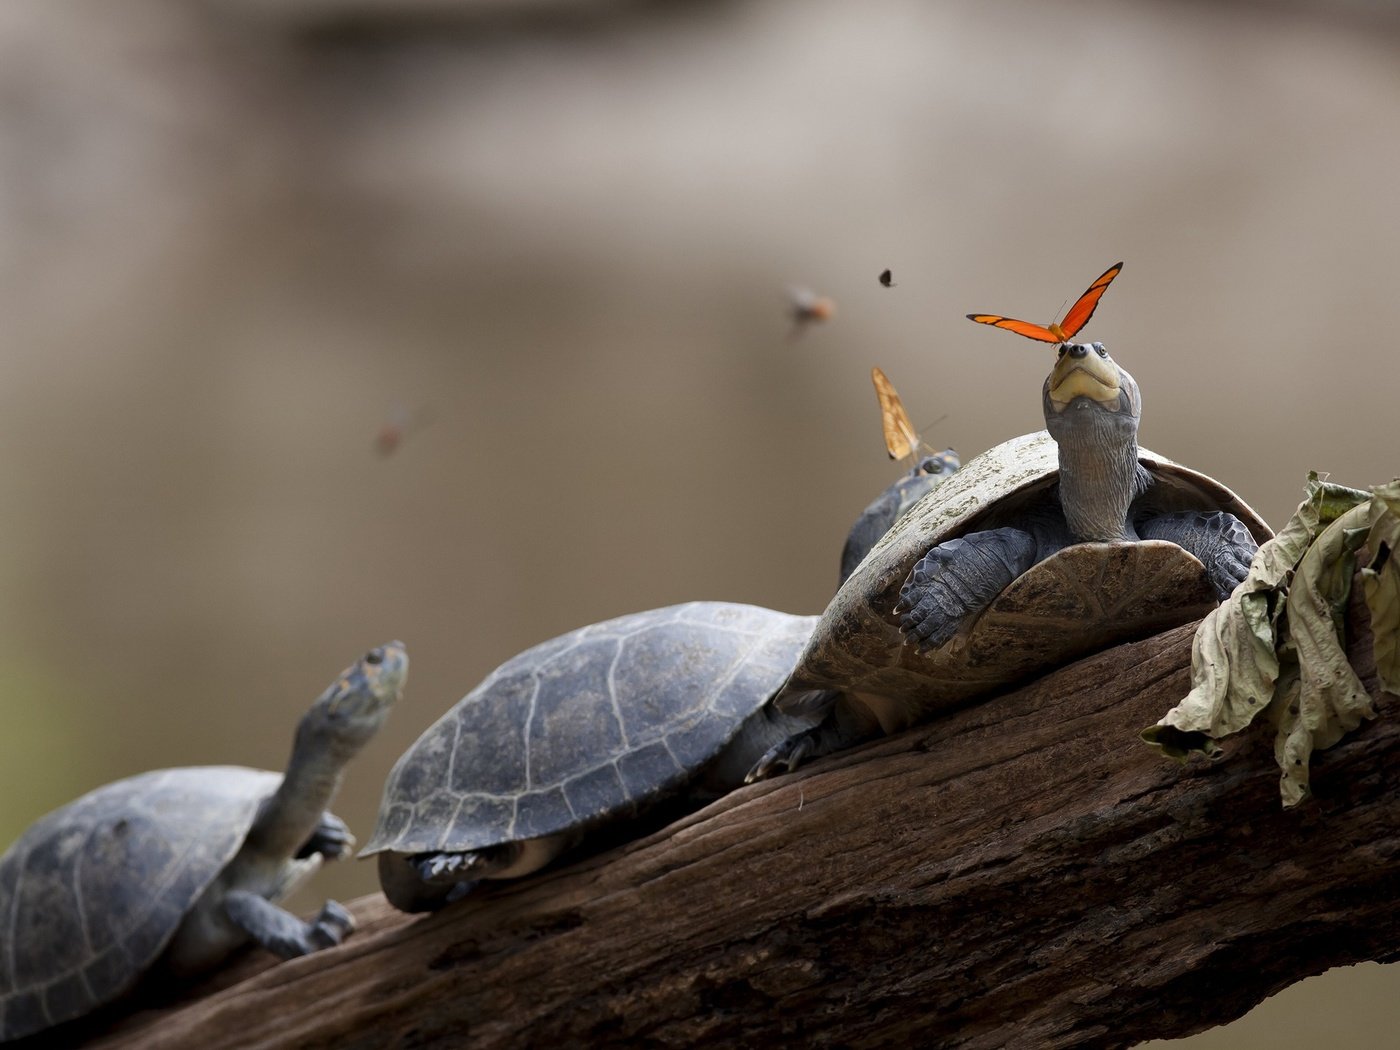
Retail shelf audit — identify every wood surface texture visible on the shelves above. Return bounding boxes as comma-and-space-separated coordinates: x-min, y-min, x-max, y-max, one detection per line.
81, 606, 1398, 1049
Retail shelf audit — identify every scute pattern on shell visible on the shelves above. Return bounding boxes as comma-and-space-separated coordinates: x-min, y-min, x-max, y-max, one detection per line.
0, 766, 279, 1041
785, 431, 1273, 722
363, 603, 815, 857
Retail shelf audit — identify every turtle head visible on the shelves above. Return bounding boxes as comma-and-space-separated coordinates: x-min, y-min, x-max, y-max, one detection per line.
1041, 344, 1148, 541
1042, 342, 1140, 430
301, 642, 408, 758
913, 448, 961, 480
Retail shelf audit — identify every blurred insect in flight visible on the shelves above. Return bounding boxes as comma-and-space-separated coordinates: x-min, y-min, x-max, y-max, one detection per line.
375, 405, 435, 457
966, 261, 1122, 345
787, 286, 836, 339
879, 269, 895, 288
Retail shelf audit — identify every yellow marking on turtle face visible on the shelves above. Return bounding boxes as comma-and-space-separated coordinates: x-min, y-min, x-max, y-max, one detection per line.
1047, 349, 1121, 412
328, 676, 351, 714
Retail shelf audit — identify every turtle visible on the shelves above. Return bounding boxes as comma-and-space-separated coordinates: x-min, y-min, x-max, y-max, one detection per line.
361, 603, 827, 912
841, 449, 960, 585
0, 642, 407, 1041
747, 343, 1273, 778
361, 405, 962, 913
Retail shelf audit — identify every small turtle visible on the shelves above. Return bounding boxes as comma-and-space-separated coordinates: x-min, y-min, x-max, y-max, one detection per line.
361, 604, 826, 912
749, 344, 1272, 776
361, 387, 961, 912
0, 643, 407, 1041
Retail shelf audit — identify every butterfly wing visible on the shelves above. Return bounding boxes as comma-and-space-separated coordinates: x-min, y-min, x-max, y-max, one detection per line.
1057, 261, 1122, 339
871, 366, 919, 460
966, 314, 1063, 343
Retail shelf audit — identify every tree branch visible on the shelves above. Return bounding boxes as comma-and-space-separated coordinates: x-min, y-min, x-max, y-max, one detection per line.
84, 605, 1398, 1050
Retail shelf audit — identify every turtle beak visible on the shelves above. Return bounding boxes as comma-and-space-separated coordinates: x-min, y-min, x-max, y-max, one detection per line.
327, 642, 408, 717
1046, 343, 1122, 413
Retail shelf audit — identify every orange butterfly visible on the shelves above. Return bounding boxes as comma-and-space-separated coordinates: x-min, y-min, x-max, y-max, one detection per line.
967, 262, 1122, 344
870, 366, 922, 462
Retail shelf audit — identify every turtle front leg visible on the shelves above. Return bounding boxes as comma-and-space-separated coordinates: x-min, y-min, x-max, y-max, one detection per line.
224, 890, 355, 959
897, 527, 1039, 650
295, 811, 353, 861
1138, 510, 1258, 600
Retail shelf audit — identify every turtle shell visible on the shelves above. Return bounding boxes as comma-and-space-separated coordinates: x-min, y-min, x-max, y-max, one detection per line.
361, 602, 815, 859
783, 431, 1273, 728
839, 452, 959, 586
0, 766, 279, 1041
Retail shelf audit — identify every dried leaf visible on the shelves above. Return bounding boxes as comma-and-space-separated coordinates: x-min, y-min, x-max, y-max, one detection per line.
1142, 475, 1367, 759
1361, 561, 1400, 695
1269, 662, 1308, 805
1247, 475, 1367, 591
1367, 479, 1400, 520
1144, 475, 1385, 803
1361, 480, 1400, 694
1144, 591, 1277, 751
1275, 503, 1375, 806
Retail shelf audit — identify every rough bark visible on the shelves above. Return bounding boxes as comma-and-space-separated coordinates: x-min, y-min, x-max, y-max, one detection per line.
80, 607, 1399, 1050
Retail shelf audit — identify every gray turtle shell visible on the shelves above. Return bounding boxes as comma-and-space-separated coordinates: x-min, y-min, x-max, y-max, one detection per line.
784, 430, 1273, 720
0, 766, 279, 1041
362, 602, 814, 858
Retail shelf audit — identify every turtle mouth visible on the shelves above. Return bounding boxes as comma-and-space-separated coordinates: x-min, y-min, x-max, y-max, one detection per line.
328, 642, 409, 718
1046, 350, 1121, 412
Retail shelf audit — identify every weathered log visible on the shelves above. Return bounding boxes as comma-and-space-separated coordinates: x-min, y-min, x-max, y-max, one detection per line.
81, 609, 1398, 1050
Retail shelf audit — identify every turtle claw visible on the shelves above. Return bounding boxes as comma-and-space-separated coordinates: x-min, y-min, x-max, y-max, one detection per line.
308, 900, 355, 951
415, 850, 485, 885
745, 733, 815, 783
298, 812, 355, 861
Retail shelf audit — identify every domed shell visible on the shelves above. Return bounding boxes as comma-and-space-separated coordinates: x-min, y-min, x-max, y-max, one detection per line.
362, 602, 815, 858
0, 766, 279, 1041
783, 431, 1273, 724
840, 451, 959, 586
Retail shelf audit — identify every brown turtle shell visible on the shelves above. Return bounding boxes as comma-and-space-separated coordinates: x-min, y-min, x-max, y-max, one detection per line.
782, 431, 1272, 731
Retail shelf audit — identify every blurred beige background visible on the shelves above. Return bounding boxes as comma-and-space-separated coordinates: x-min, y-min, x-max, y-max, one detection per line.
1, 0, 1397, 1044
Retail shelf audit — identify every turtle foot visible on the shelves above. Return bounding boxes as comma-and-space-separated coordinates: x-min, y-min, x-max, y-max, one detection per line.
413, 849, 502, 885
308, 900, 355, 951
896, 540, 977, 651
297, 812, 354, 861
1138, 510, 1259, 599
745, 732, 816, 783
225, 890, 357, 960
897, 528, 1038, 651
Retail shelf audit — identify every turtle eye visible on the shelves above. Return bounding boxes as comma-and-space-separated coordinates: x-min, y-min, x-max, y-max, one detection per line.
365, 649, 384, 666
1095, 345, 1108, 358
1057, 346, 1066, 359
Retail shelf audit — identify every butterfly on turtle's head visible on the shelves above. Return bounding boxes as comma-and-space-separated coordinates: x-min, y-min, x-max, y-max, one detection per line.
967, 262, 1122, 345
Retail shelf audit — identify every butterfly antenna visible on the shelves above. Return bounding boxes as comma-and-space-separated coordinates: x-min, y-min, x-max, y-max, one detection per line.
910, 413, 950, 461
915, 412, 949, 453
